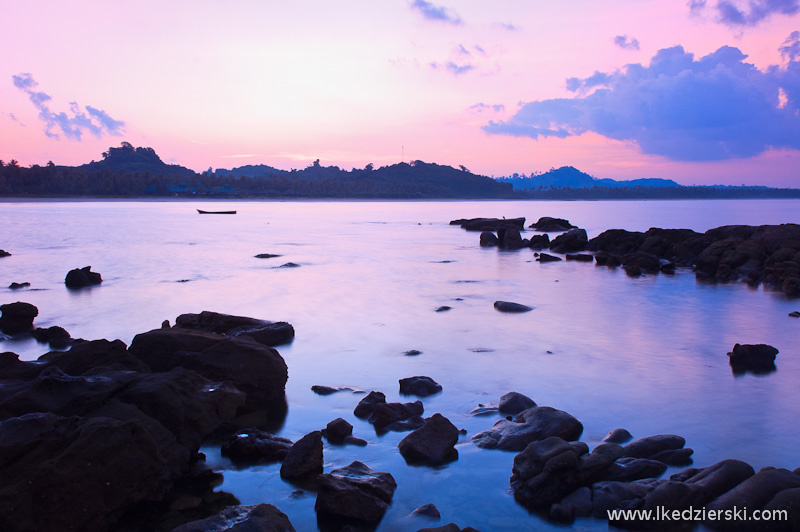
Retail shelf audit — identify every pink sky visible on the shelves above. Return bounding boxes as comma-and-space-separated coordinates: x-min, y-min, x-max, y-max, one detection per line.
2, 0, 800, 186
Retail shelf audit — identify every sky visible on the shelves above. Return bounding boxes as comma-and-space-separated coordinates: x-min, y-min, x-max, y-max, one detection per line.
2, 0, 800, 187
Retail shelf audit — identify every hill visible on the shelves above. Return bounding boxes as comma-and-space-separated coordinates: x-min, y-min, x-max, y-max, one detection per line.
80, 142, 196, 178
495, 166, 680, 190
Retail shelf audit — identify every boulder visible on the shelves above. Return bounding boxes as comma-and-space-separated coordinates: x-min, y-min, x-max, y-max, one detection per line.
479, 231, 498, 247
528, 234, 551, 250
550, 228, 588, 254
670, 459, 755, 504
31, 326, 72, 349
530, 217, 575, 232
622, 434, 686, 460
398, 413, 459, 466
455, 217, 525, 232
254, 253, 282, 259
417, 525, 461, 532
38, 338, 150, 375
604, 457, 668, 482
411, 503, 441, 519
497, 226, 524, 249
566, 253, 594, 262
472, 406, 583, 451
0, 249, 9, 257
368, 401, 424, 432
592, 479, 663, 518
65, 266, 102, 288
221, 430, 294, 464
498, 392, 536, 415
510, 436, 588, 509
493, 301, 534, 313
175, 311, 295, 347
384, 415, 426, 432
315, 461, 397, 528
0, 302, 38, 335
9, 282, 30, 290
353, 391, 386, 419
170, 503, 296, 532
399, 376, 442, 397
537, 253, 562, 262
727, 343, 778, 374
321, 417, 353, 444
603, 428, 633, 444
128, 327, 288, 416
280, 431, 323, 479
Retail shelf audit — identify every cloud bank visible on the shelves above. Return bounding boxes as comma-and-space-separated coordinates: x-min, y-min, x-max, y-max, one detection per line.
12, 73, 124, 140
691, 0, 800, 26
409, 0, 461, 25
484, 43, 800, 161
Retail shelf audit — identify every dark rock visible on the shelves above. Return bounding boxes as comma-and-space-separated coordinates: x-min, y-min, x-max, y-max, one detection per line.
472, 406, 583, 451
0, 301, 38, 335
175, 311, 294, 347
280, 431, 323, 479
537, 253, 562, 262
604, 457, 668, 482
170, 503, 296, 532
9, 282, 30, 290
128, 327, 288, 417
510, 436, 587, 509
31, 326, 72, 348
254, 253, 282, 259
315, 461, 397, 527
603, 428, 633, 444
530, 217, 575, 232
670, 459, 755, 504
550, 228, 588, 254
417, 525, 461, 532
404, 349, 423, 356
592, 479, 663, 518
65, 266, 102, 288
322, 418, 353, 444
400, 376, 442, 397
435, 306, 452, 312
455, 217, 526, 232
497, 226, 524, 249
550, 486, 593, 522
479, 231, 498, 247
493, 301, 534, 313
624, 265, 642, 277
594, 252, 622, 267
368, 401, 424, 432
622, 251, 661, 273
789, 311, 800, 318
498, 392, 536, 415
763, 488, 800, 531
38, 338, 149, 375
468, 402, 499, 416
311, 385, 360, 395
0, 413, 178, 532
278, 262, 300, 268
0, 249, 9, 257
398, 413, 459, 466
727, 343, 778, 374
649, 447, 694, 466
622, 434, 686, 459
566, 253, 594, 262
528, 234, 551, 250
412, 503, 441, 519
353, 391, 386, 418
384, 415, 426, 432
221, 430, 293, 464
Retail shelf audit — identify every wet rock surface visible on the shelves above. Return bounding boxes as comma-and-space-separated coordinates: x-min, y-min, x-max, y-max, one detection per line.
472, 406, 583, 451
174, 311, 295, 347
398, 413, 460, 466
0, 301, 39, 335
315, 461, 397, 529
399, 376, 442, 397
65, 266, 103, 288
170, 503, 296, 532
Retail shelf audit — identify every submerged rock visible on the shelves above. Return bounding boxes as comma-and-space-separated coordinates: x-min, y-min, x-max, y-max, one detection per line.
221, 430, 293, 464
399, 376, 442, 397
603, 428, 633, 444
472, 406, 583, 451
9, 282, 30, 290
315, 461, 397, 528
537, 253, 562, 262
493, 301, 534, 313
368, 401, 424, 432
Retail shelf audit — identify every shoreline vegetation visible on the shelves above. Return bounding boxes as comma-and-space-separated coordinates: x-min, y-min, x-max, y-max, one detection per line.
2, 143, 799, 200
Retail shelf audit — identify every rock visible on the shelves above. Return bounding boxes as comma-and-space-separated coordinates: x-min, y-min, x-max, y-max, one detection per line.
0, 249, 10, 257
404, 349, 423, 356
170, 503, 296, 532
537, 252, 562, 262
384, 415, 426, 432
624, 265, 642, 277
435, 306, 452, 312
399, 376, 442, 397
0, 301, 38, 335
472, 406, 583, 451
530, 217, 575, 232
493, 301, 533, 313
353, 391, 386, 419
479, 231, 498, 247
278, 262, 300, 268
670, 459, 755, 504
128, 327, 288, 417
528, 234, 551, 250
254, 253, 282, 259
311, 385, 360, 395
280, 431, 323, 479
603, 428, 633, 444
0, 413, 179, 532
175, 311, 295, 347
411, 503, 441, 519
468, 402, 499, 416
604, 457, 668, 482
315, 461, 397, 528
789, 311, 800, 318
455, 217, 526, 232
763, 488, 800, 531
622, 434, 686, 460
566, 253, 594, 262
38, 338, 149, 375
398, 413, 459, 466
592, 479, 663, 518
498, 392, 536, 415
594, 252, 622, 267
9, 282, 30, 290
417, 525, 461, 532
706, 467, 800, 529
221, 430, 293, 464
497, 226, 524, 249
31, 326, 72, 348
510, 436, 587, 509
65, 266, 102, 288
550, 228, 588, 254
368, 401, 424, 432
322, 418, 353, 444
550, 486, 593, 522
727, 343, 778, 374
622, 251, 661, 273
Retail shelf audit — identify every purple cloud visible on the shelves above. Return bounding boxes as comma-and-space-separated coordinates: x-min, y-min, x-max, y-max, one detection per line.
469, 103, 505, 113
781, 30, 800, 62
692, 0, 800, 26
484, 44, 800, 161
12, 73, 124, 140
431, 61, 474, 75
614, 35, 641, 51
410, 0, 462, 25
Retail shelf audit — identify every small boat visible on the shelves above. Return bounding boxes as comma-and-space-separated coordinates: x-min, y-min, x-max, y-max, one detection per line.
197, 209, 237, 214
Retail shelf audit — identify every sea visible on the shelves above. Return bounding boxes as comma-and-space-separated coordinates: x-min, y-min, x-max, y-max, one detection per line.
2, 198, 799, 531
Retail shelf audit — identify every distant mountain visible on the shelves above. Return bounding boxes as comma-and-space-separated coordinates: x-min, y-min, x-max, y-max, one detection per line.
214, 164, 288, 178
80, 142, 197, 178
495, 166, 680, 189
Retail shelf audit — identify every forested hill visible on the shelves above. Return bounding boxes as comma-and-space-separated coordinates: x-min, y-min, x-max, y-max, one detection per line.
495, 166, 680, 189
81, 142, 196, 178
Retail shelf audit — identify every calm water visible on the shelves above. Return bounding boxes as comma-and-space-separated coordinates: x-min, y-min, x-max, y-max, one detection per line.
2, 199, 800, 531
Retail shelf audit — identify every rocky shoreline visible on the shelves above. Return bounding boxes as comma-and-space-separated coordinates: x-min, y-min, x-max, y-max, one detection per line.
0, 303, 798, 531
452, 217, 800, 297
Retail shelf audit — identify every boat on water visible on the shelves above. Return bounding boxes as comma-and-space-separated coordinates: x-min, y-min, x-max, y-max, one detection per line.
197, 209, 237, 214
